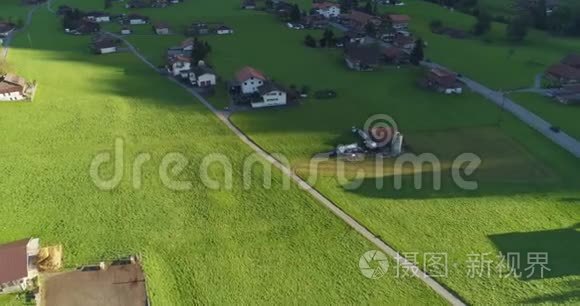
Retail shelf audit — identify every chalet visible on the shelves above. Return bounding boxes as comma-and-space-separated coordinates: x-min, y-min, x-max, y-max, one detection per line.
241, 0, 256, 9
0, 238, 40, 294
385, 14, 410, 30
152, 0, 169, 8
181, 38, 195, 51
421, 68, 463, 94
347, 10, 381, 30
344, 43, 380, 71
253, 82, 287, 108
393, 34, 415, 50
154, 22, 170, 35
546, 63, 580, 85
216, 25, 234, 35
302, 14, 328, 29
85, 11, 110, 23
189, 22, 210, 35
312, 2, 341, 18
344, 30, 366, 44
0, 74, 30, 101
190, 64, 217, 87
561, 54, 580, 69
235, 66, 266, 94
91, 40, 118, 54
382, 47, 409, 65
0, 22, 16, 37
127, 14, 149, 25
167, 55, 192, 78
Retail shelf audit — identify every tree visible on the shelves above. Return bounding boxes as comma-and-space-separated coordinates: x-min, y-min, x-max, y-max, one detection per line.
304, 34, 317, 48
506, 16, 529, 42
290, 4, 301, 22
191, 38, 211, 63
364, 22, 376, 37
322, 29, 335, 47
430, 19, 443, 32
472, 10, 491, 36
410, 39, 425, 65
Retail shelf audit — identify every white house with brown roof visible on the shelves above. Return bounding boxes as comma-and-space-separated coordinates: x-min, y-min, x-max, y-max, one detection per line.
0, 238, 40, 294
168, 55, 192, 77
154, 22, 170, 35
235, 66, 266, 94
0, 74, 29, 101
385, 14, 411, 30
313, 2, 341, 18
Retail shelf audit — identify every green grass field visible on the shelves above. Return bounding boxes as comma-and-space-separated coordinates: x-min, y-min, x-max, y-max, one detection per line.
1, 0, 579, 304
0, 4, 445, 306
382, 0, 580, 90
89, 0, 580, 303
510, 92, 580, 141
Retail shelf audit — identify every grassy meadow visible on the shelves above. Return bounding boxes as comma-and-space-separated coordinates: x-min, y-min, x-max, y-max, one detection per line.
48, 0, 580, 303
0, 4, 446, 306
1, 0, 579, 304
510, 92, 580, 141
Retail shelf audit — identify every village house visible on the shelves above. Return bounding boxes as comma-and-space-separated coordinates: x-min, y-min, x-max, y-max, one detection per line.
550, 84, 580, 105
347, 10, 382, 30
235, 66, 266, 94
216, 25, 234, 35
382, 46, 409, 65
393, 34, 416, 51
190, 64, 217, 87
344, 30, 366, 44
546, 63, 580, 85
0, 74, 31, 101
344, 43, 381, 71
232, 67, 288, 108
241, 0, 256, 9
85, 11, 110, 23
302, 14, 328, 29
167, 55, 192, 78
91, 40, 118, 54
254, 82, 287, 108
127, 14, 149, 25
384, 14, 411, 30
420, 68, 463, 94
312, 2, 341, 18
561, 53, 580, 69
188, 22, 210, 36
0, 22, 16, 37
0, 238, 40, 294
154, 22, 170, 35
181, 38, 195, 51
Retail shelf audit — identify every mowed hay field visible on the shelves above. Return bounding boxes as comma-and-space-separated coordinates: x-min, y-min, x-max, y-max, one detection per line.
74, 0, 580, 303
0, 6, 446, 306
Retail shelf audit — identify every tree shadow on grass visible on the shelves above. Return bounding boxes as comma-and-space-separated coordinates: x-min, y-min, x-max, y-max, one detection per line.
488, 223, 580, 281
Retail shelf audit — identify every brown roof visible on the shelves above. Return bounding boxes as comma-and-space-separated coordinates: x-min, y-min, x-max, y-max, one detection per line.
0, 74, 27, 95
561, 54, 580, 69
235, 66, 266, 82
313, 2, 340, 9
547, 63, 580, 80
349, 10, 378, 26
168, 55, 191, 64
345, 43, 380, 66
181, 38, 195, 48
382, 46, 403, 59
427, 68, 460, 88
0, 239, 29, 284
386, 14, 410, 23
154, 22, 169, 29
